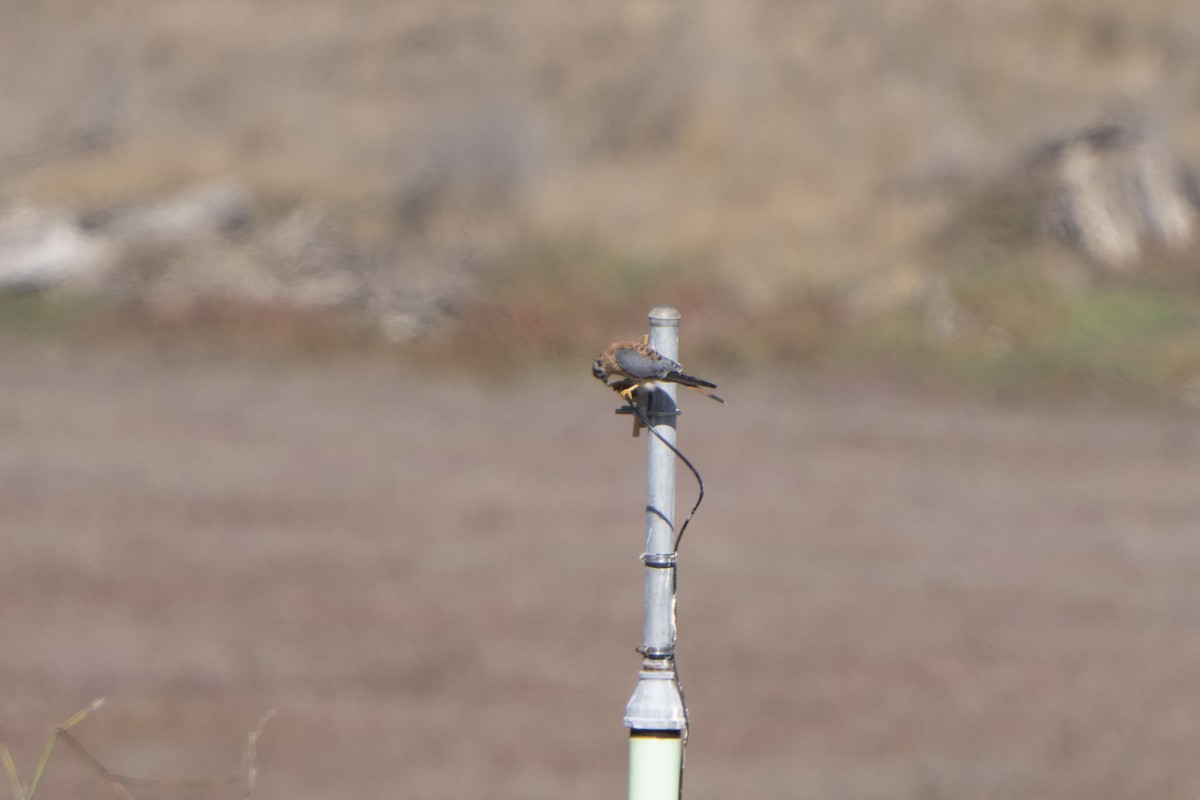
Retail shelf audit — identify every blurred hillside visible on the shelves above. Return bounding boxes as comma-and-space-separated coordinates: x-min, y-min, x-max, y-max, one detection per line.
4, 0, 1200, 393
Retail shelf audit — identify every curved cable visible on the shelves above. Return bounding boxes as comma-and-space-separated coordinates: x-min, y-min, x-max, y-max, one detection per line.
630, 400, 705, 553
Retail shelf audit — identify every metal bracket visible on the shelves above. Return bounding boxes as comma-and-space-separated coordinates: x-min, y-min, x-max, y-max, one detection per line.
615, 405, 681, 419
615, 403, 681, 437
642, 552, 677, 569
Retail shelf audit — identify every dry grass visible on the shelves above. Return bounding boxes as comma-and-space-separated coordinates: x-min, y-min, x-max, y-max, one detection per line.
6, 0, 1200, 282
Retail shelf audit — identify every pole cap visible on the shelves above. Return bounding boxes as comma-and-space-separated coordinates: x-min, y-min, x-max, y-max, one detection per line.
648, 305, 681, 325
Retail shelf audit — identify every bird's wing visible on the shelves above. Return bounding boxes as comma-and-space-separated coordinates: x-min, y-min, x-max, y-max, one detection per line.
613, 346, 678, 379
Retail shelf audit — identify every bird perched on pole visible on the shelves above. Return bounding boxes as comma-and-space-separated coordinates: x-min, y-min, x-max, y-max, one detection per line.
593, 340, 725, 404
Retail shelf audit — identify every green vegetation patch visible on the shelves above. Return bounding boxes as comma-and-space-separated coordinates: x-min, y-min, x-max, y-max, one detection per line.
1061, 289, 1190, 349
0, 291, 111, 339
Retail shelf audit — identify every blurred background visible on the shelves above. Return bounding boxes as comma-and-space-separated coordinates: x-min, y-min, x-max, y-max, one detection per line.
4, 1, 1200, 798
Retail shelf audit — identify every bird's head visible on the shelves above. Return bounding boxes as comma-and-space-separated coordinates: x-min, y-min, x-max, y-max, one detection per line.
591, 356, 606, 381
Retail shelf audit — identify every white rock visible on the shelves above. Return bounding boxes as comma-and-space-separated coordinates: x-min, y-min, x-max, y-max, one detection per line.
0, 204, 115, 291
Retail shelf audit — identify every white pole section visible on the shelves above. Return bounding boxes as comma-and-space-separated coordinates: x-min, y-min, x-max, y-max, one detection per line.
625, 305, 687, 800
629, 731, 684, 800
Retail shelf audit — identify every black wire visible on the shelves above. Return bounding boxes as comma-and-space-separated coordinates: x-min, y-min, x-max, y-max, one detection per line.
630, 400, 705, 553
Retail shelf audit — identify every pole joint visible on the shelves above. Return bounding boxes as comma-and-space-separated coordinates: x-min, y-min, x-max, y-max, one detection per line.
636, 645, 676, 660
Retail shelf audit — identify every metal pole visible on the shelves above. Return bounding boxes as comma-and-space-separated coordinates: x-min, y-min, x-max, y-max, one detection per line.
625, 305, 687, 800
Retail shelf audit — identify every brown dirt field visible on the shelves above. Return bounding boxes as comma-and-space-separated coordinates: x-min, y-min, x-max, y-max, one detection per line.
3, 338, 1200, 799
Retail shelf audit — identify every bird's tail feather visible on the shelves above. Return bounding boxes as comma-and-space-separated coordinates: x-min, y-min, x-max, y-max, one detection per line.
665, 370, 724, 402
666, 370, 718, 390
682, 384, 725, 403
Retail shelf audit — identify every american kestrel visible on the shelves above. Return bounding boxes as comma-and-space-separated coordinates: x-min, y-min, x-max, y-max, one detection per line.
592, 340, 725, 403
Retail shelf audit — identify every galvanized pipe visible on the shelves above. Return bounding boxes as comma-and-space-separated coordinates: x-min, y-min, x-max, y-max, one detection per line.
642, 305, 680, 658
624, 305, 687, 799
